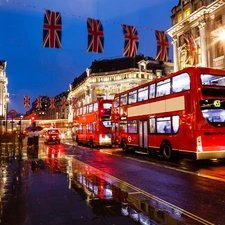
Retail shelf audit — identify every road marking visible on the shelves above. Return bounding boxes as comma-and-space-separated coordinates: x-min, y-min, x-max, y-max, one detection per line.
73, 158, 214, 225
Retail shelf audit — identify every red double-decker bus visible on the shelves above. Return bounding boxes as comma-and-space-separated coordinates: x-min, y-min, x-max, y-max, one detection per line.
73, 99, 112, 148
111, 67, 225, 160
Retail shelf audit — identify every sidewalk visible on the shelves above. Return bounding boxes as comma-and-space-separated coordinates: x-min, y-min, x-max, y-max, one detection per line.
0, 143, 138, 225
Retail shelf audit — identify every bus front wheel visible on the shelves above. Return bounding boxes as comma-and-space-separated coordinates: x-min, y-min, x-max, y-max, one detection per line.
121, 139, 127, 152
161, 142, 172, 160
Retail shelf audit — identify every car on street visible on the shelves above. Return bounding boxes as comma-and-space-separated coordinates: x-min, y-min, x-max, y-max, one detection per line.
44, 129, 61, 145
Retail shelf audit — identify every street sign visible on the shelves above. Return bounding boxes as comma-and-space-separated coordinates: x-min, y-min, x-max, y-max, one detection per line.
8, 109, 17, 117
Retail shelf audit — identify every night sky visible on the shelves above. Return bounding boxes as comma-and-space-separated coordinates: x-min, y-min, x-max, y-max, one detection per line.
0, 0, 178, 114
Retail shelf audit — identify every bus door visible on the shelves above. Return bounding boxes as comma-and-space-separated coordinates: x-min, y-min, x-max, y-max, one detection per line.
82, 124, 87, 143
138, 120, 148, 150
111, 122, 119, 145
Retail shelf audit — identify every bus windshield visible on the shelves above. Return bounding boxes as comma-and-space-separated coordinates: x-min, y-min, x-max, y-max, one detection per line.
201, 74, 225, 86
102, 116, 111, 129
103, 103, 112, 115
200, 99, 225, 127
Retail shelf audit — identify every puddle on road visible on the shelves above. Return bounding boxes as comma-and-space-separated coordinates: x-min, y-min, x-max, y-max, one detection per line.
0, 144, 207, 225
67, 157, 203, 225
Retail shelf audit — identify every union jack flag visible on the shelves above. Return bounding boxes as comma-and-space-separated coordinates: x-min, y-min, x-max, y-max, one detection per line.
43, 10, 62, 48
49, 97, 55, 109
87, 18, 104, 53
61, 96, 67, 109
36, 96, 42, 109
122, 24, 139, 58
155, 30, 170, 61
183, 34, 197, 65
24, 95, 30, 108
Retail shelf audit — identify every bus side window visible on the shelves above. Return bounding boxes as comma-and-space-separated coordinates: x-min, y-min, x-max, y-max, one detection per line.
128, 120, 137, 133
172, 116, 179, 133
119, 122, 127, 133
149, 84, 155, 99
138, 87, 148, 102
172, 73, 190, 93
163, 122, 171, 133
149, 118, 155, 133
156, 117, 171, 134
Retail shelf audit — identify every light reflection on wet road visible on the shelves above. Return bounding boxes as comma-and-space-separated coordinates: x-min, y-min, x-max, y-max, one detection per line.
1, 140, 225, 224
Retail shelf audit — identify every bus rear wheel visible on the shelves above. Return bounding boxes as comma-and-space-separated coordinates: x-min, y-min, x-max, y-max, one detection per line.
161, 142, 172, 160
121, 139, 127, 152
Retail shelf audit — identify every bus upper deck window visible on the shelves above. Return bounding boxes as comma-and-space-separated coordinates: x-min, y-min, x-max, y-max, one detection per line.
172, 73, 190, 93
120, 94, 128, 106
138, 86, 148, 102
114, 97, 119, 108
149, 84, 155, 99
128, 90, 137, 104
156, 79, 170, 97
201, 74, 225, 87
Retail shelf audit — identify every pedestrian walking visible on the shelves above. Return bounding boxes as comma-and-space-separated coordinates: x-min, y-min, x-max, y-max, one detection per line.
27, 130, 34, 148
18, 132, 25, 149
33, 129, 39, 147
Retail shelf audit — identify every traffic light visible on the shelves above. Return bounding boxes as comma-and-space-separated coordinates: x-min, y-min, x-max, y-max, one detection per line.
31, 116, 36, 127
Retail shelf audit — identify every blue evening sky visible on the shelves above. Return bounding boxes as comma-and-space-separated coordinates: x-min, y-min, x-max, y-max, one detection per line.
0, 0, 178, 114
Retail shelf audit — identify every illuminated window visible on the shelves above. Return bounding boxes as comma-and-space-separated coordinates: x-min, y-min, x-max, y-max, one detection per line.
120, 93, 127, 106
83, 106, 87, 114
149, 84, 155, 99
113, 97, 119, 108
184, 8, 190, 18
172, 73, 190, 93
89, 104, 93, 113
149, 118, 155, 133
156, 79, 171, 97
156, 117, 171, 134
138, 86, 148, 102
128, 90, 137, 104
93, 103, 98, 111
119, 121, 127, 133
178, 14, 182, 22
127, 120, 137, 133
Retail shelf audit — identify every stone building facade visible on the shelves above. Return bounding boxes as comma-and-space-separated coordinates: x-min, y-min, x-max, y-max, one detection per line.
67, 55, 173, 123
0, 61, 8, 121
167, 0, 225, 71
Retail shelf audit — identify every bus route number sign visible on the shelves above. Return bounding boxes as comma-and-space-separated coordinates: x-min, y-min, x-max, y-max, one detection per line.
213, 100, 221, 107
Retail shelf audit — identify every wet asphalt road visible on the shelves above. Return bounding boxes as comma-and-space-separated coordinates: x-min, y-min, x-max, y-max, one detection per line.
63, 142, 225, 225
1, 138, 225, 224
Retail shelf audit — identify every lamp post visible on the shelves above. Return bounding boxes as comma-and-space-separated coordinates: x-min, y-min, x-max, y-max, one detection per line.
5, 97, 9, 133
20, 115, 23, 133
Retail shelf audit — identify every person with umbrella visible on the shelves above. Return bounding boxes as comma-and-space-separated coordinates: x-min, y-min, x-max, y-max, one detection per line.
27, 129, 34, 148
33, 128, 39, 147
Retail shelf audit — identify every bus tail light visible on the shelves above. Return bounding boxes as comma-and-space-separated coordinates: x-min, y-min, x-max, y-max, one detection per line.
180, 115, 187, 122
197, 136, 203, 152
